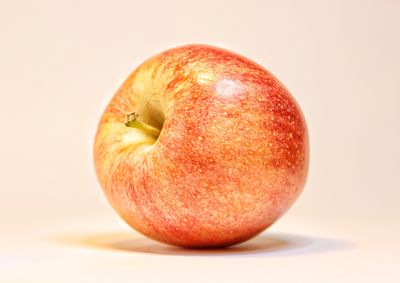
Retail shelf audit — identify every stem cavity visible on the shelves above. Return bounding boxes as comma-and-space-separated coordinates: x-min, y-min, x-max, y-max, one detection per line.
125, 112, 161, 137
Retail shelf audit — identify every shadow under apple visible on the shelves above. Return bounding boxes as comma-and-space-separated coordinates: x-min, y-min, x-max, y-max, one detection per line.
50, 231, 351, 256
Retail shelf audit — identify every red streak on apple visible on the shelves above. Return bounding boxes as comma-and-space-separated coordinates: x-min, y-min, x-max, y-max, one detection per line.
94, 44, 309, 248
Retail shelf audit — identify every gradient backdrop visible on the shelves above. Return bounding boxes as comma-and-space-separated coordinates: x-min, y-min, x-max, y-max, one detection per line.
1, 0, 399, 282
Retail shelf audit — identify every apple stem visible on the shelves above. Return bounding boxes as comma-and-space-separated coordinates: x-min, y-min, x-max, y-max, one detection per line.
125, 112, 161, 137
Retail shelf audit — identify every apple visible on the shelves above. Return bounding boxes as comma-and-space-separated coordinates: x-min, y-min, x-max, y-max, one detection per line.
94, 44, 309, 248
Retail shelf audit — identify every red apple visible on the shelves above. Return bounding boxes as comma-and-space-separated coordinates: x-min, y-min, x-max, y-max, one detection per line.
94, 44, 309, 248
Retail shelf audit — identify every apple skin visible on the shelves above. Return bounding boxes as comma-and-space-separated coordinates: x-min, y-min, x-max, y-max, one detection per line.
94, 44, 309, 248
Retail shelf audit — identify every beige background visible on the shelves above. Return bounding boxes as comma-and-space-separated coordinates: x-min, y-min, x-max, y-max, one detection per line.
1, 0, 399, 282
